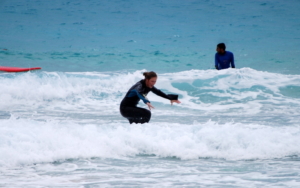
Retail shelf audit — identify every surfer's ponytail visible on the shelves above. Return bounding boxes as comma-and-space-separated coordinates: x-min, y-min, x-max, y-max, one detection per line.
143, 71, 157, 80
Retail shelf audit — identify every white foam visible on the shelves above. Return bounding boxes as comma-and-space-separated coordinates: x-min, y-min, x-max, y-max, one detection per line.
0, 68, 299, 118
0, 117, 300, 167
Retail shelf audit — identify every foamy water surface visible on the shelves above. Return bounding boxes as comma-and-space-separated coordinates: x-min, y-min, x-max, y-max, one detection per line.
1, 0, 300, 187
1, 69, 300, 187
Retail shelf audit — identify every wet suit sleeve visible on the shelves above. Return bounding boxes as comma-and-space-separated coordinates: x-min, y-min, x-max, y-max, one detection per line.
151, 87, 178, 100
231, 53, 235, 68
128, 89, 150, 104
215, 54, 219, 70
126, 82, 150, 104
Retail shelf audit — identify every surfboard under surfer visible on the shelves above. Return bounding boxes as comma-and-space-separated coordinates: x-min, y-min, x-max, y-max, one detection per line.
120, 71, 181, 124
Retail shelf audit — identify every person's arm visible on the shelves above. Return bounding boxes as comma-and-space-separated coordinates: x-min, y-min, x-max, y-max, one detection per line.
215, 54, 219, 70
151, 87, 181, 107
151, 87, 178, 100
126, 82, 150, 104
231, 53, 235, 68
129, 90, 150, 104
128, 89, 153, 110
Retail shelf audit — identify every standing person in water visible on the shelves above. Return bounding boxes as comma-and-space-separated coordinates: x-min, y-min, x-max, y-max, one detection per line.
120, 71, 181, 124
215, 43, 235, 70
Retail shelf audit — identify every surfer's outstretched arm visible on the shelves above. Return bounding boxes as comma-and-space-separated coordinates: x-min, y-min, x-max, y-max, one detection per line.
151, 87, 181, 104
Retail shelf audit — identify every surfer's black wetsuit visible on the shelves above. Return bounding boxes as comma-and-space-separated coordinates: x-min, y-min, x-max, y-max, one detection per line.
120, 79, 178, 124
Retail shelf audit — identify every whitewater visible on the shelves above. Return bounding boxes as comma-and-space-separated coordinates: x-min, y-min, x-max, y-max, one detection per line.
1, 0, 300, 187
1, 69, 300, 187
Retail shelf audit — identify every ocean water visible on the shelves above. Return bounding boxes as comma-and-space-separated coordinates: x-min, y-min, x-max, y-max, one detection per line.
1, 0, 300, 187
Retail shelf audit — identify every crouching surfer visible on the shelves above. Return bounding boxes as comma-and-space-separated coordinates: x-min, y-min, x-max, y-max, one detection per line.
120, 71, 181, 124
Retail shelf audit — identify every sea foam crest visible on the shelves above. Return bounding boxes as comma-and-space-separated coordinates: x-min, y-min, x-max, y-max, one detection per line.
0, 117, 299, 167
0, 68, 299, 115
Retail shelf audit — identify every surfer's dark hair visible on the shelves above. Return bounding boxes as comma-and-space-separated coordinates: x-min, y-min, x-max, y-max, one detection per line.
143, 71, 157, 80
217, 43, 226, 50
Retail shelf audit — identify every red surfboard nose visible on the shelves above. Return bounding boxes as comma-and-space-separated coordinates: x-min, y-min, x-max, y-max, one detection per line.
0, 66, 41, 72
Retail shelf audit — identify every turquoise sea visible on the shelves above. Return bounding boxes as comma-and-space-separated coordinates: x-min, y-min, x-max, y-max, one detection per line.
1, 0, 300, 187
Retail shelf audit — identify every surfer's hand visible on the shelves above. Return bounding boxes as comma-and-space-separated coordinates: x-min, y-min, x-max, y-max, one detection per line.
171, 100, 181, 105
146, 102, 155, 110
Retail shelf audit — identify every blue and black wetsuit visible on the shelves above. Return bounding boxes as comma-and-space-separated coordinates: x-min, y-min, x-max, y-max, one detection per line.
215, 51, 235, 70
120, 79, 178, 124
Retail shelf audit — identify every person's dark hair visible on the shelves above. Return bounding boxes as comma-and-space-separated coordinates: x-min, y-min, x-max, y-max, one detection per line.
217, 43, 226, 50
143, 71, 157, 80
